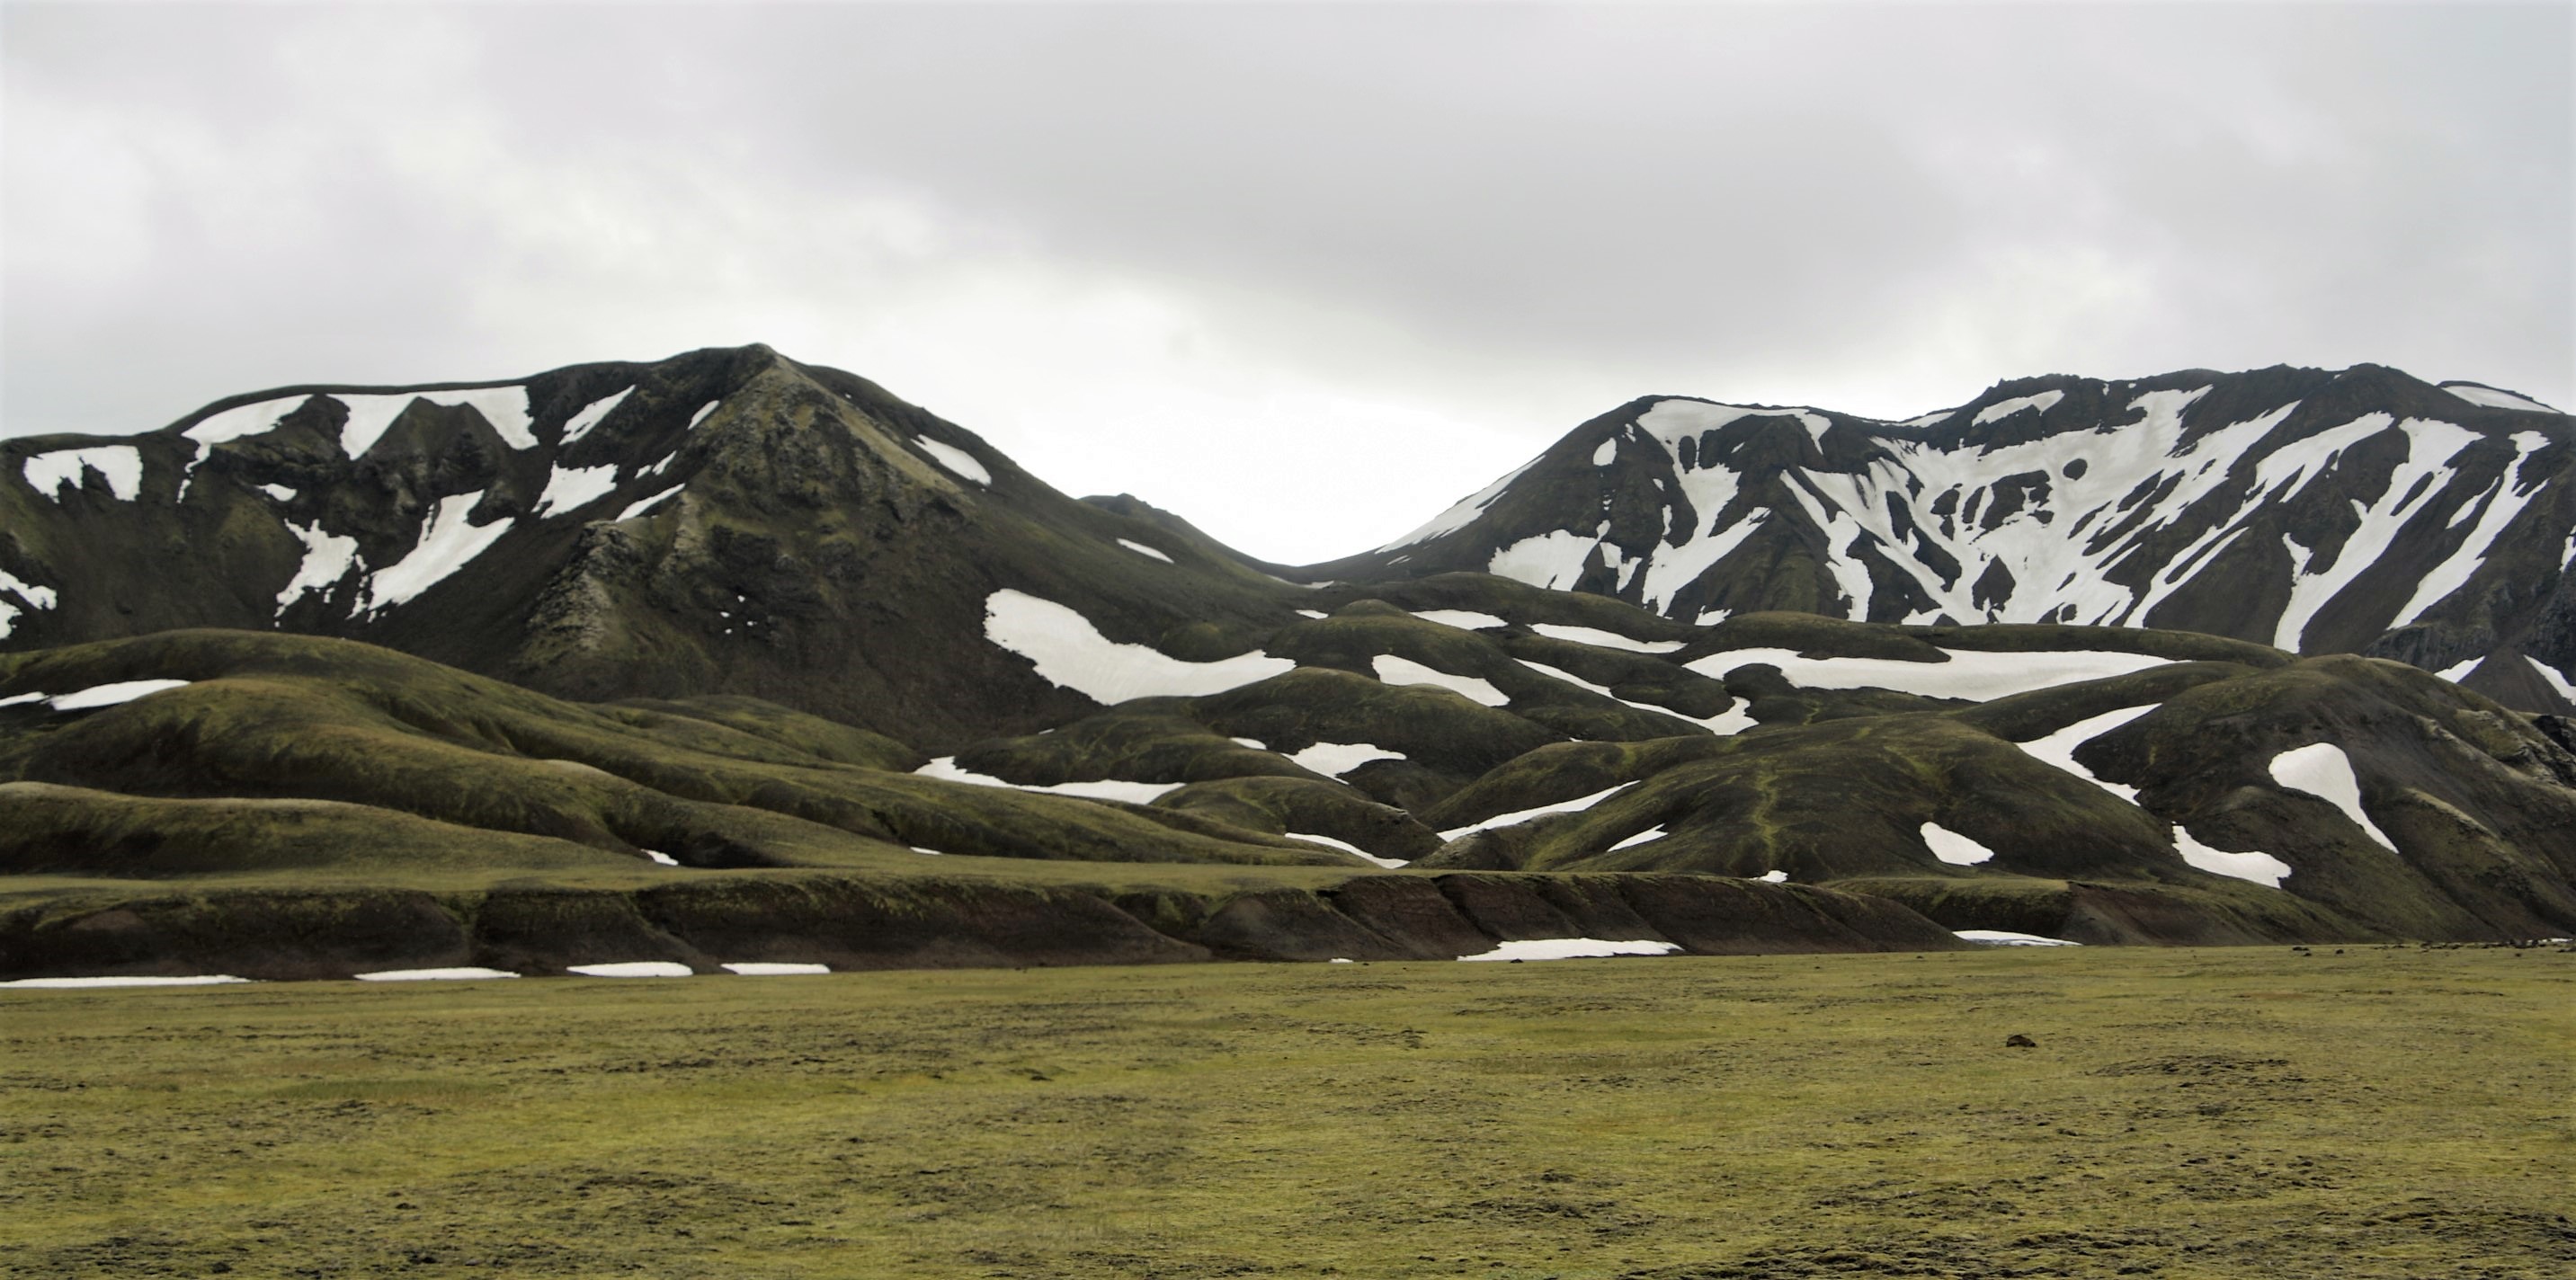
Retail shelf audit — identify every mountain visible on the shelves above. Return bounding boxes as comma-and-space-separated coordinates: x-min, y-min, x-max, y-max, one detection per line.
1307, 366, 2576, 714
5, 347, 2574, 979
0, 344, 1297, 750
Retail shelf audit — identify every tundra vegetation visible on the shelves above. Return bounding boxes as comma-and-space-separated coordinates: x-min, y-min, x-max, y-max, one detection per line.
4, 945, 2568, 1279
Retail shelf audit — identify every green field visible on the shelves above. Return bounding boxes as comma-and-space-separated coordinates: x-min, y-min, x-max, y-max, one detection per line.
4, 947, 2569, 1279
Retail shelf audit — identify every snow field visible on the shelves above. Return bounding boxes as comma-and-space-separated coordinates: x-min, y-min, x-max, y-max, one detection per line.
1954, 929, 2081, 947
1457, 938, 1681, 962
2267, 742, 2394, 851
24, 446, 143, 502
1684, 645, 2169, 701
1372, 654, 1509, 707
983, 590, 1293, 703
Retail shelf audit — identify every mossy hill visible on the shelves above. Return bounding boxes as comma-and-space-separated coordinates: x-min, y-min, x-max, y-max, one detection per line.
4, 350, 2573, 976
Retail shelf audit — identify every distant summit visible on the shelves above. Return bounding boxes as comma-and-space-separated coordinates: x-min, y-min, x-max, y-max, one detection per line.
1308, 365, 2576, 713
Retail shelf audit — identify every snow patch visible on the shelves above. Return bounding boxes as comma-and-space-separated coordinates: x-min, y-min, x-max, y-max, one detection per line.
1608, 826, 1665, 851
915, 755, 1183, 804
1440, 785, 1631, 840
255, 484, 296, 502
2442, 383, 2561, 414
24, 446, 143, 502
1116, 538, 1173, 563
1757, 869, 1790, 883
354, 967, 518, 982
45, 680, 191, 712
1287, 742, 1404, 778
2436, 658, 2481, 682
566, 962, 692, 978
2267, 742, 2394, 852
183, 396, 307, 452
2010, 704, 2156, 804
1529, 623, 1684, 653
0, 569, 59, 639
1373, 654, 1509, 707
361, 492, 512, 615
2172, 824, 2293, 887
1973, 390, 2065, 425
617, 484, 684, 521
335, 386, 535, 456
0, 974, 251, 988
558, 387, 634, 444
532, 464, 620, 517
1489, 529, 1600, 591
1591, 438, 1618, 466
915, 437, 991, 485
1295, 609, 1328, 619
1287, 831, 1407, 868
1921, 822, 1997, 866
1376, 457, 1539, 551
276, 521, 361, 617
984, 589, 1293, 703
722, 963, 830, 975
1955, 929, 2081, 947
1686, 646, 2169, 701
642, 849, 680, 867
1411, 609, 1506, 630
1458, 938, 1680, 962
687, 399, 722, 429
2526, 655, 2576, 705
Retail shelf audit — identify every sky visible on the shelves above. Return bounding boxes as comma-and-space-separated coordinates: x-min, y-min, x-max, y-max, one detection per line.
4, 1, 2569, 564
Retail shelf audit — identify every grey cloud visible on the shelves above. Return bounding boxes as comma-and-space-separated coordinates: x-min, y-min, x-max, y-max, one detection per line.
2, 2, 2567, 560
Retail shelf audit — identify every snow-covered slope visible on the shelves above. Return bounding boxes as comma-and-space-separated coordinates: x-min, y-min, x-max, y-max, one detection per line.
1312, 365, 2576, 712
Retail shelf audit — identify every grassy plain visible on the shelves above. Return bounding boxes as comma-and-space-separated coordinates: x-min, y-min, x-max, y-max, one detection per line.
3, 947, 2569, 1279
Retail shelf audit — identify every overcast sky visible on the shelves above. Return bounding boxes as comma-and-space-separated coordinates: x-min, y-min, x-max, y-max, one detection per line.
4, 2, 2569, 563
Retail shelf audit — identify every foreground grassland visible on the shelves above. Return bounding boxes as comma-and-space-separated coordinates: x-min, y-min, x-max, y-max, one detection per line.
4, 948, 2569, 1279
